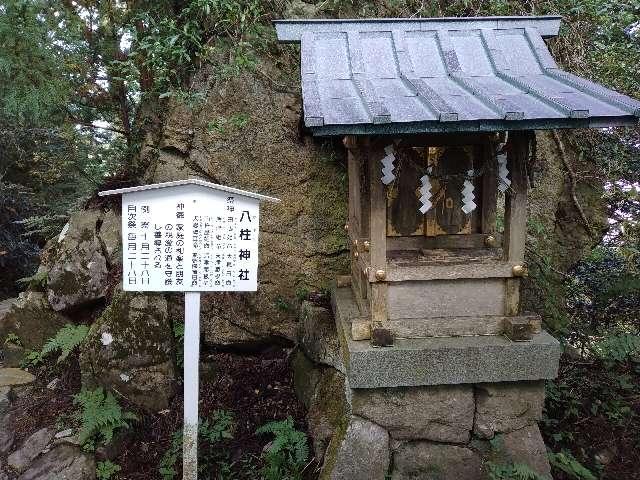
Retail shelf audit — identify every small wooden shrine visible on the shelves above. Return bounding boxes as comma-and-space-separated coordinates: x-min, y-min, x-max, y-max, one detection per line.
276, 16, 639, 379
340, 131, 537, 346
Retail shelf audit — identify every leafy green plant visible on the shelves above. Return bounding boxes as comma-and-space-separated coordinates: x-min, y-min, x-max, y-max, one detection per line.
158, 411, 235, 479
256, 417, 309, 480
486, 461, 547, 480
41, 323, 89, 363
158, 430, 183, 480
274, 297, 291, 312
73, 387, 138, 451
548, 451, 597, 480
20, 349, 44, 368
206, 113, 250, 136
3, 333, 22, 347
199, 410, 234, 444
96, 460, 121, 480
591, 334, 640, 363
229, 113, 249, 129
16, 268, 48, 289
295, 287, 310, 302
173, 320, 185, 369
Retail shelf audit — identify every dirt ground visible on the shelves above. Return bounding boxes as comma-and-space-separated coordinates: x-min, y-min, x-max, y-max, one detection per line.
2, 347, 310, 479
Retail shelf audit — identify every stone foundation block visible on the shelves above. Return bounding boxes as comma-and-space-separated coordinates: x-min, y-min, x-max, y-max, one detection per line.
392, 442, 483, 480
474, 381, 545, 438
501, 425, 552, 479
333, 287, 561, 388
320, 416, 389, 480
352, 385, 474, 443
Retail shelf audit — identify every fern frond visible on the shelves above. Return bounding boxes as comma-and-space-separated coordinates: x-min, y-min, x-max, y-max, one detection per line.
40, 323, 89, 363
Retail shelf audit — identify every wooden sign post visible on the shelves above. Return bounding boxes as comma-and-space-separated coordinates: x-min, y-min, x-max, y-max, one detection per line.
99, 179, 279, 479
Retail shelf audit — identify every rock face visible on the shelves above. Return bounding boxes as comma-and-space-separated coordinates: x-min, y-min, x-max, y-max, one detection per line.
17, 444, 95, 480
307, 368, 347, 462
7, 428, 55, 473
392, 442, 484, 480
96, 209, 122, 267
321, 416, 390, 480
0, 414, 15, 455
299, 302, 343, 372
79, 291, 176, 410
474, 381, 545, 439
45, 211, 110, 311
292, 351, 347, 462
146, 65, 350, 346
352, 385, 474, 443
0, 386, 10, 415
0, 292, 68, 365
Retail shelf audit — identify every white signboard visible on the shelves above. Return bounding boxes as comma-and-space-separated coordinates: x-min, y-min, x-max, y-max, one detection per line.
100, 179, 278, 480
121, 184, 260, 292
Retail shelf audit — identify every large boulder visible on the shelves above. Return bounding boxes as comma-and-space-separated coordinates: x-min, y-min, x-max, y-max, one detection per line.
392, 442, 484, 480
292, 352, 347, 462
79, 291, 176, 411
0, 413, 15, 455
0, 292, 68, 365
45, 211, 109, 311
298, 301, 343, 372
320, 416, 390, 480
147, 64, 350, 346
352, 385, 474, 443
7, 427, 55, 473
17, 444, 95, 480
96, 209, 121, 267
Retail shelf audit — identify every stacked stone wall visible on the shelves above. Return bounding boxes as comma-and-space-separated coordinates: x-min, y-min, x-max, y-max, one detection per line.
296, 301, 553, 480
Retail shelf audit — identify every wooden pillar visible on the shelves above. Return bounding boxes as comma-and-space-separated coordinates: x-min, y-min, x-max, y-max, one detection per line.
503, 131, 529, 316
367, 140, 392, 346
481, 138, 498, 235
345, 136, 370, 331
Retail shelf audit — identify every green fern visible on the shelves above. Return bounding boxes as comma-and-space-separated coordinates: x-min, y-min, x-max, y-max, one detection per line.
3, 332, 22, 346
73, 387, 138, 451
157, 411, 236, 480
20, 349, 44, 368
548, 451, 597, 480
96, 460, 121, 480
487, 461, 547, 480
256, 417, 309, 480
591, 333, 640, 362
41, 323, 89, 363
16, 268, 48, 289
199, 410, 234, 444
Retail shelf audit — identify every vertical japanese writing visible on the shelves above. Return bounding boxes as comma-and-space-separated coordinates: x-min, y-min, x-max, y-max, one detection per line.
126, 205, 137, 286
139, 205, 151, 285
237, 207, 253, 284
122, 187, 260, 292
176, 203, 185, 287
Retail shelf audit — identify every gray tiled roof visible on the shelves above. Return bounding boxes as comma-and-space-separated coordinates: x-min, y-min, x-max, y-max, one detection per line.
274, 17, 640, 135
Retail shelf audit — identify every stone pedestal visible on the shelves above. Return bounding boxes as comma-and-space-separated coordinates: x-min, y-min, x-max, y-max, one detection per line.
294, 293, 561, 480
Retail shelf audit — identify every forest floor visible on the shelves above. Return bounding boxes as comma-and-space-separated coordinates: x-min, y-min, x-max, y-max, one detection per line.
3, 344, 640, 479
541, 354, 640, 480
2, 347, 312, 480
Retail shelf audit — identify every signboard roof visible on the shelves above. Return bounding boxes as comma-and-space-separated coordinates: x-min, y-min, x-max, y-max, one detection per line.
98, 178, 280, 203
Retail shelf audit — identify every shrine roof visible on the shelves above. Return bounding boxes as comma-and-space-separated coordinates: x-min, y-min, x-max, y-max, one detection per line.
274, 16, 640, 136
98, 178, 280, 203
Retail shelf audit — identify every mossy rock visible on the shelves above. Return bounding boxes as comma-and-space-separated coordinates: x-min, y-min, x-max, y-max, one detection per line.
147, 63, 349, 346
79, 290, 176, 411
45, 210, 109, 312
0, 292, 68, 365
